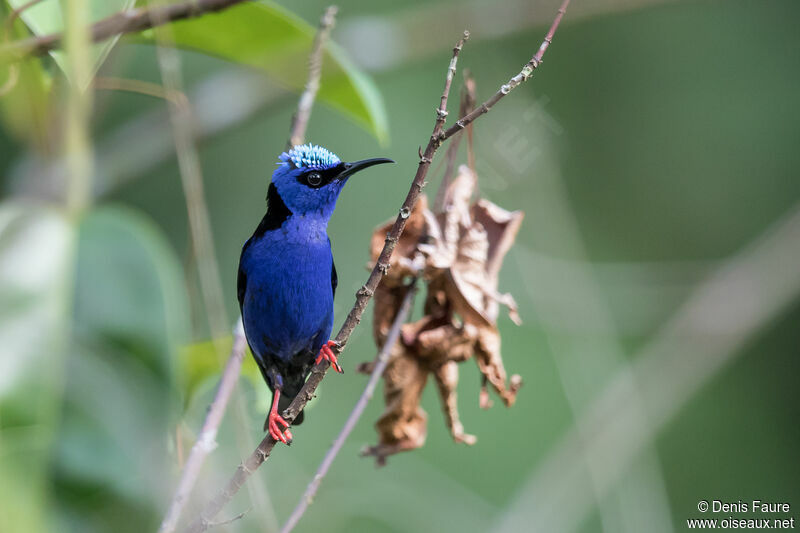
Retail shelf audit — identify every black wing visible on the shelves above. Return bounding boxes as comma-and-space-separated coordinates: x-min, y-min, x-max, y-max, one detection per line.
237, 242, 250, 310
331, 259, 338, 298
328, 237, 338, 298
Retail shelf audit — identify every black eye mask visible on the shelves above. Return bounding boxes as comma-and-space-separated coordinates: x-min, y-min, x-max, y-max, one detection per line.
296, 164, 345, 189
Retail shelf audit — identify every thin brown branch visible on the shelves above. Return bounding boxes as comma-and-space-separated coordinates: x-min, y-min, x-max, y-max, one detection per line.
441, 0, 570, 143
0, 0, 47, 96
279, 280, 417, 533
0, 0, 249, 61
433, 70, 476, 212
93, 76, 189, 107
463, 73, 477, 173
4, 0, 44, 29
330, 27, 466, 355
153, 6, 234, 531
184, 3, 570, 527
158, 321, 247, 533
288, 5, 338, 148
151, 0, 229, 344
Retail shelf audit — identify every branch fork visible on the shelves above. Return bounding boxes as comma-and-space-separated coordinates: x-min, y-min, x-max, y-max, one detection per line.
185, 1, 571, 530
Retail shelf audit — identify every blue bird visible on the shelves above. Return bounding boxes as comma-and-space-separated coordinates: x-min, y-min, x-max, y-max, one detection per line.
238, 144, 393, 444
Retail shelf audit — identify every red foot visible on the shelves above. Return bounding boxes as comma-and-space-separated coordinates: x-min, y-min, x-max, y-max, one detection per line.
267, 390, 293, 445
315, 340, 343, 373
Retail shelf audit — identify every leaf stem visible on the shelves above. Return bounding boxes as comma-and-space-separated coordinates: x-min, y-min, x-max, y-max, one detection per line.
62, 0, 93, 215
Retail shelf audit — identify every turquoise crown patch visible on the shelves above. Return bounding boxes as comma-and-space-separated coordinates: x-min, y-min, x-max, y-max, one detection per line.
279, 144, 341, 170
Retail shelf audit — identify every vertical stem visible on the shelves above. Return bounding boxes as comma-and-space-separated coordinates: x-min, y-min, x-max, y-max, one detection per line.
62, 0, 93, 215
288, 5, 338, 148
158, 321, 249, 533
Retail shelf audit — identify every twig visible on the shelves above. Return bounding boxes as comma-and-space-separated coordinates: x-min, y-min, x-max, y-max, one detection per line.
185, 3, 570, 529
3, 0, 44, 34
463, 73, 477, 173
329, 27, 466, 354
158, 320, 247, 533
433, 70, 476, 212
150, 2, 229, 341
207, 509, 249, 527
288, 5, 338, 148
159, 7, 336, 532
279, 280, 417, 533
440, 0, 569, 144
93, 76, 189, 105
92, 78, 260, 533
152, 5, 237, 530
148, 0, 241, 526
0, 0, 47, 96
0, 0, 250, 61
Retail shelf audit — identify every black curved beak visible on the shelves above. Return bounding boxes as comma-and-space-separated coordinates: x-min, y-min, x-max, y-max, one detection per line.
336, 158, 394, 180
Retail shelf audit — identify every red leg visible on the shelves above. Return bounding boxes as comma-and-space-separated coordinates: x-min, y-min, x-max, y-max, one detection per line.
315, 340, 343, 373
267, 389, 293, 444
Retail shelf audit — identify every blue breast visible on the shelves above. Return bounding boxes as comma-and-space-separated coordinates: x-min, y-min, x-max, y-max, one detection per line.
240, 222, 334, 365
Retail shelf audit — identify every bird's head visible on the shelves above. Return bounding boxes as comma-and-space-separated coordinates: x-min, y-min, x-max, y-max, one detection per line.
271, 144, 394, 219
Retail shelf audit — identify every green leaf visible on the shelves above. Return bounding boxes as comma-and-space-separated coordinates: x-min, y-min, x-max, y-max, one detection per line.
0, 203, 74, 533
179, 335, 262, 409
0, 203, 190, 532
0, 2, 53, 148
52, 206, 189, 530
6, 0, 135, 86
133, 0, 389, 144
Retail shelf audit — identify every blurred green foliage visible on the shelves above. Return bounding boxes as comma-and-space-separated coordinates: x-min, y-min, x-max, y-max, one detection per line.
180, 335, 262, 408
0, 2, 52, 148
0, 204, 71, 533
134, 1, 388, 143
56, 207, 187, 532
7, 0, 134, 85
1, 0, 799, 532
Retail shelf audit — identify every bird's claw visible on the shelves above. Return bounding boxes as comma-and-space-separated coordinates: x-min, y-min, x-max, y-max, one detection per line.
267, 411, 293, 445
315, 340, 343, 373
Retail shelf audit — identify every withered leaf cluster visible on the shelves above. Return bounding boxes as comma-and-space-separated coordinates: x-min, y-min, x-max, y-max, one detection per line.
360, 165, 524, 465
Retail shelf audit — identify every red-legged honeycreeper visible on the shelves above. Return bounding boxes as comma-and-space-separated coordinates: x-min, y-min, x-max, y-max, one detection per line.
237, 144, 394, 444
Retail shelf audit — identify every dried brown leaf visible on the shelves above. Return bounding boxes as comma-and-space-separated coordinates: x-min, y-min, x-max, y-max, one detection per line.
364, 165, 525, 464
362, 350, 429, 466
440, 164, 477, 221
420, 165, 525, 326
433, 361, 476, 445
471, 198, 524, 284
402, 315, 478, 363
450, 195, 524, 325
474, 326, 522, 407
370, 195, 430, 347
372, 283, 414, 349
369, 194, 429, 282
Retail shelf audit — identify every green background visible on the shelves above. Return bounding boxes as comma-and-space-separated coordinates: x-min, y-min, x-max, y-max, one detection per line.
1, 0, 798, 532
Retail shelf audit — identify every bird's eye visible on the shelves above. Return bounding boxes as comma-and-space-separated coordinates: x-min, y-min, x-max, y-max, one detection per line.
306, 172, 322, 186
